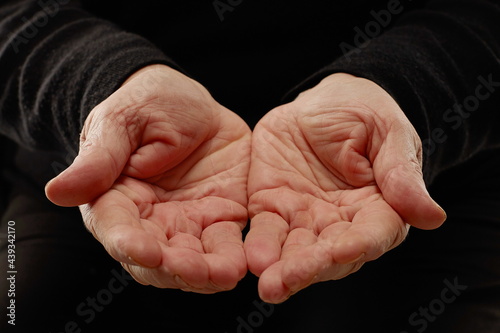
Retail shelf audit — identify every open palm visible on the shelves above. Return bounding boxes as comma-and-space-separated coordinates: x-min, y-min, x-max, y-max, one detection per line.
46, 65, 251, 293
245, 73, 446, 303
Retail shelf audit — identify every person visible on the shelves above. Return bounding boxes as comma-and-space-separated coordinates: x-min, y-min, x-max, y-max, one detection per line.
1, 0, 499, 332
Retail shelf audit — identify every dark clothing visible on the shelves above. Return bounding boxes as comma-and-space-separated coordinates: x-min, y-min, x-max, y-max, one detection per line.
0, 0, 499, 332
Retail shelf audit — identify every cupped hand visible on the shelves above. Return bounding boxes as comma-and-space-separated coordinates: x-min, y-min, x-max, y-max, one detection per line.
45, 65, 251, 293
244, 73, 446, 303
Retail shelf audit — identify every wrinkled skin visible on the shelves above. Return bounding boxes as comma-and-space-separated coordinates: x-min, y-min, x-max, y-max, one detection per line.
244, 73, 446, 303
46, 67, 446, 301
46, 65, 251, 293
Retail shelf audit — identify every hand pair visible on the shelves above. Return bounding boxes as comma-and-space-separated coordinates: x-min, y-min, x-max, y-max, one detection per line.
45, 65, 446, 303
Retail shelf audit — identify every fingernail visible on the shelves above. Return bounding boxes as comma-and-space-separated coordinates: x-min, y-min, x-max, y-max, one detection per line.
345, 252, 366, 264
174, 275, 190, 289
438, 205, 447, 221
272, 291, 292, 304
261, 287, 291, 304
127, 256, 140, 266
45, 178, 53, 187
208, 280, 227, 292
286, 276, 302, 293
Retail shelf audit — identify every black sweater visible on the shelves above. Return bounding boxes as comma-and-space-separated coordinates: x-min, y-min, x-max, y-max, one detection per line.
1, 0, 499, 185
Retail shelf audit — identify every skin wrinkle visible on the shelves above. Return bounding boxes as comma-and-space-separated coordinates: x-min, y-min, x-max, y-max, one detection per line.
121, 180, 214, 239
198, 197, 247, 228
293, 125, 329, 189
120, 86, 220, 180
370, 109, 392, 144
200, 140, 247, 177
113, 102, 147, 140
259, 113, 349, 194
139, 218, 170, 245
248, 188, 286, 218
147, 127, 247, 195
265, 133, 298, 172
312, 215, 342, 237
202, 223, 240, 253
137, 201, 155, 219
169, 233, 204, 253
250, 159, 294, 193
168, 206, 201, 239
331, 106, 385, 166
147, 143, 216, 192
113, 177, 151, 202
150, 165, 247, 202
249, 182, 377, 231
82, 110, 137, 175
306, 121, 366, 187
127, 133, 201, 181
288, 209, 315, 231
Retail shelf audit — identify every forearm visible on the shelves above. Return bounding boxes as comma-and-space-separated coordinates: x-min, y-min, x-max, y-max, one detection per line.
0, 0, 174, 155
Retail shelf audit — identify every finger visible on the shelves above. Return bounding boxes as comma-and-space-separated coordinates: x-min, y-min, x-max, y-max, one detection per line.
279, 222, 352, 294
46, 103, 139, 207
159, 245, 211, 289
168, 233, 205, 253
258, 222, 357, 304
80, 189, 162, 268
375, 127, 447, 230
279, 227, 317, 261
128, 222, 248, 292
330, 200, 408, 264
257, 261, 290, 303
202, 222, 247, 290
121, 263, 182, 289
264, 228, 317, 301
78, 177, 224, 290
244, 212, 289, 276
123, 243, 212, 291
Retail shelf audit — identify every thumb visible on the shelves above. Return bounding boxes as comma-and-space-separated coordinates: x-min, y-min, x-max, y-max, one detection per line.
45, 106, 136, 207
374, 128, 447, 230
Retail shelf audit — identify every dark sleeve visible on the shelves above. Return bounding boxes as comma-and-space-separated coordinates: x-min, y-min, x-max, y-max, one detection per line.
287, 0, 500, 185
0, 0, 176, 156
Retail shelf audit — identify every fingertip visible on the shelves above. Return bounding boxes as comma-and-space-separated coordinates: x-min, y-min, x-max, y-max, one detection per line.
405, 198, 447, 230
382, 166, 447, 230
107, 229, 163, 268
259, 290, 291, 305
257, 264, 291, 304
44, 177, 59, 204
128, 243, 163, 268
203, 253, 246, 291
46, 153, 119, 207
44, 170, 81, 207
244, 212, 288, 276
430, 201, 448, 226
331, 235, 367, 264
